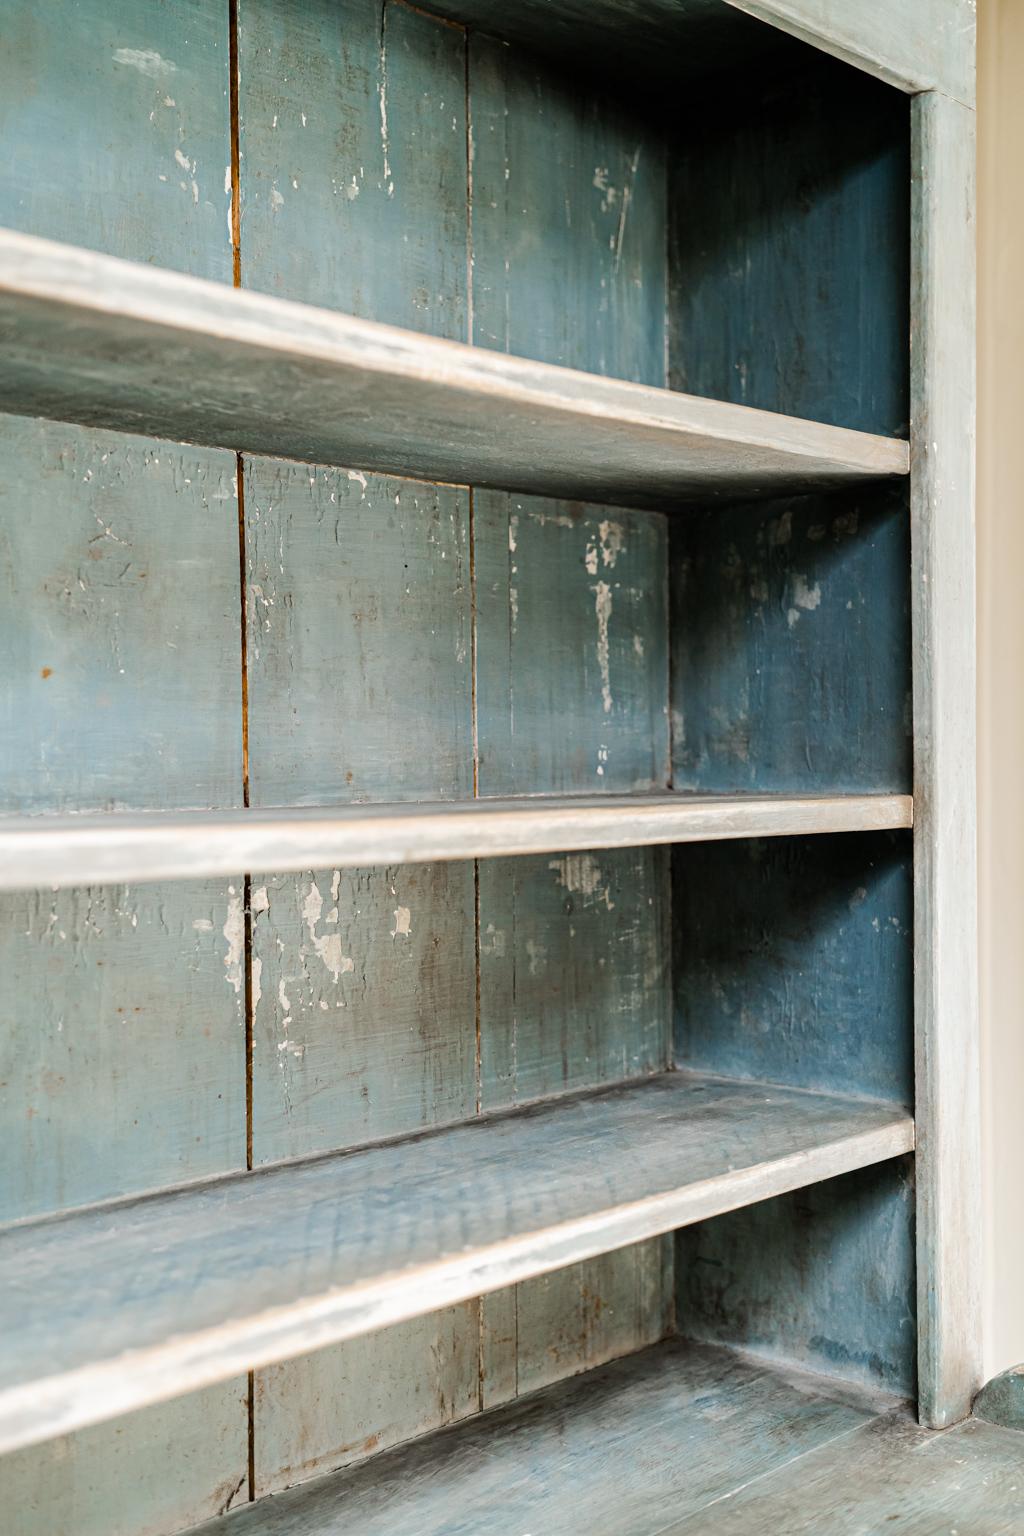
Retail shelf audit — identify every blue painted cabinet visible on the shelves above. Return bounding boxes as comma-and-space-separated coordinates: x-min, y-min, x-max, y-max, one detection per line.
0, 0, 977, 1530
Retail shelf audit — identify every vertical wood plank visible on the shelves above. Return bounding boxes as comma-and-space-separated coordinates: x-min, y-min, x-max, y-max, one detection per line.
238, 0, 468, 338
469, 31, 665, 383
0, 1385, 250, 1536
0, 0, 232, 277
910, 89, 980, 1429
250, 861, 475, 1163
237, 5, 478, 1481
245, 459, 473, 807
0, 0, 246, 1525
474, 492, 669, 797
253, 1306, 479, 1497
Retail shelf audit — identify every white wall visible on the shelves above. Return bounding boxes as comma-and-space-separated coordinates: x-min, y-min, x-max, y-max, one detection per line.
978, 0, 1024, 1383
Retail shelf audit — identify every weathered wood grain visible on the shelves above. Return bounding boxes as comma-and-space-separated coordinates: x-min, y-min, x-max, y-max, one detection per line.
0, 0, 232, 275
187, 1339, 882, 1536
0, 880, 246, 1224
0, 1383, 249, 1536
674, 832, 914, 1105
0, 231, 910, 509
253, 1305, 479, 1496
244, 457, 473, 806
0, 0, 245, 1525
479, 847, 669, 1108
669, 1413, 1024, 1534
235, 3, 480, 1486
238, 0, 468, 339
250, 861, 475, 1163
910, 90, 981, 1430
678, 1157, 917, 1400
475, 492, 669, 796
0, 1072, 912, 1454
0, 416, 241, 814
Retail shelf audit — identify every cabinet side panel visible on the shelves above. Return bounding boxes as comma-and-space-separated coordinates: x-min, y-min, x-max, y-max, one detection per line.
669, 486, 911, 795
910, 90, 980, 1429
677, 1158, 917, 1400
670, 58, 909, 437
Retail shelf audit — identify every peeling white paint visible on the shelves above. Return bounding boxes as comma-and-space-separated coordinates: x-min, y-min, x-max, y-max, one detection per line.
223, 891, 244, 994
792, 573, 822, 612
548, 853, 615, 911
302, 878, 354, 981
585, 540, 599, 576
592, 580, 614, 714
346, 468, 368, 490
251, 885, 270, 915
113, 47, 177, 78
391, 905, 412, 938
174, 147, 191, 171
251, 955, 263, 1011
192, 917, 214, 932
598, 519, 624, 569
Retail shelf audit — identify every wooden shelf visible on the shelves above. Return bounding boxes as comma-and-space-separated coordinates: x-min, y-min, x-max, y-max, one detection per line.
0, 230, 908, 509
0, 792, 912, 890
186, 1338, 1023, 1536
0, 1071, 912, 1454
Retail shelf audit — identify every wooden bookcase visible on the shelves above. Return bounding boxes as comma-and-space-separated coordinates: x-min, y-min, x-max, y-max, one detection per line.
0, 1, 976, 1531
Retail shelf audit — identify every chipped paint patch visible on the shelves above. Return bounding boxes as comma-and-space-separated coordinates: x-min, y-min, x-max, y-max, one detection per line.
592, 580, 614, 714
113, 47, 177, 77
223, 889, 244, 994
302, 878, 354, 981
548, 853, 615, 911
391, 905, 412, 939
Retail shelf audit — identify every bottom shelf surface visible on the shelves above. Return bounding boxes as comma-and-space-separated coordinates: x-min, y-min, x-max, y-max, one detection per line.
190, 1338, 1024, 1536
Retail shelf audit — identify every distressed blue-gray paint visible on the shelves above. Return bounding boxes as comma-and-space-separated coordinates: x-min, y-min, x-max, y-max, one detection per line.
673, 832, 913, 1106
0, 0, 246, 1525
238, 0, 468, 340
670, 485, 911, 795
677, 1158, 917, 1399
670, 56, 910, 437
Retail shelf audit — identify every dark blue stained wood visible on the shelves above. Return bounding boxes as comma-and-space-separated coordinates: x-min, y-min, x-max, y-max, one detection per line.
469, 32, 666, 384
420, 0, 807, 96
245, 458, 473, 806
0, 1383, 249, 1536
479, 847, 670, 1108
673, 831, 913, 1105
677, 1158, 917, 1399
0, 0, 246, 1524
669, 57, 910, 437
669, 484, 911, 795
0, 416, 242, 814
250, 861, 476, 1163
238, 0, 468, 339
475, 492, 669, 797
0, 879, 246, 1224
0, 0, 231, 279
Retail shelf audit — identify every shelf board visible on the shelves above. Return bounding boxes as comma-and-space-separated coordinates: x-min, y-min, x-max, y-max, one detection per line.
0, 229, 908, 509
0, 792, 912, 890
0, 1071, 912, 1454
188, 1339, 1024, 1536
